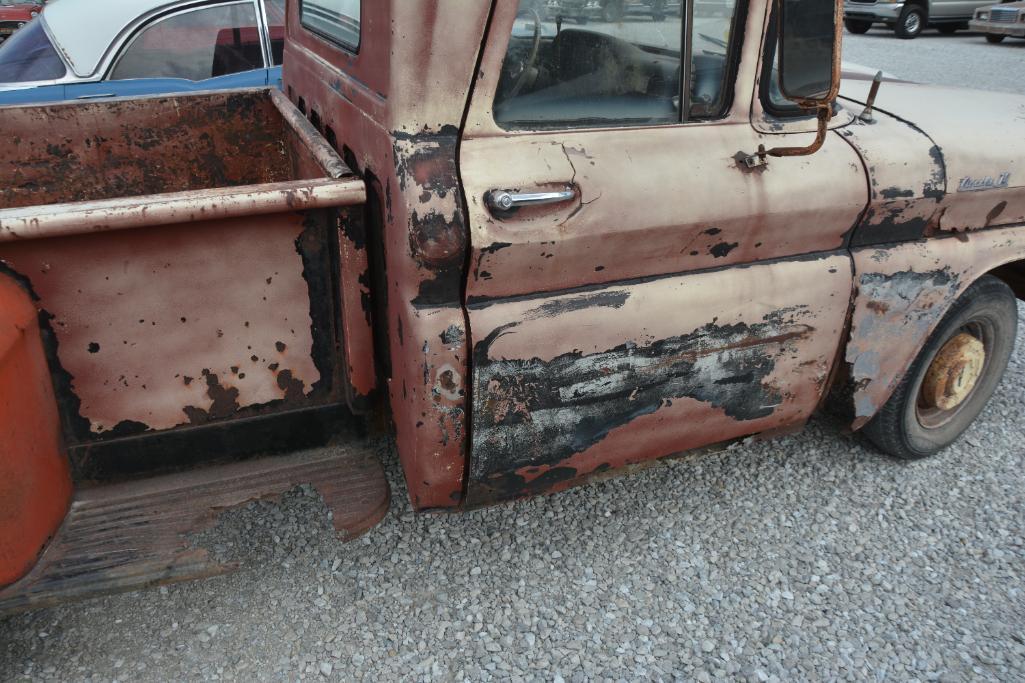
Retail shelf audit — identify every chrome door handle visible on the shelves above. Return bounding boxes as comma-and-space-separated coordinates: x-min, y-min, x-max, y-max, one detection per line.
487, 187, 575, 211
76, 93, 116, 100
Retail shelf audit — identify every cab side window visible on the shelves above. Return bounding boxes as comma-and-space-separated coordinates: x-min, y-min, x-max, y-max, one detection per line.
301, 0, 361, 52
494, 0, 740, 130
111, 2, 263, 81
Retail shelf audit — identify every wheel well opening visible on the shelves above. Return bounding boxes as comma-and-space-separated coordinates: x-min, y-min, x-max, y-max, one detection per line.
989, 261, 1025, 302
905, 0, 929, 16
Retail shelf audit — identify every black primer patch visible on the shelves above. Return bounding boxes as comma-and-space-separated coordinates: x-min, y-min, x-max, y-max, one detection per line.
880, 187, 914, 200
526, 291, 629, 319
709, 242, 739, 258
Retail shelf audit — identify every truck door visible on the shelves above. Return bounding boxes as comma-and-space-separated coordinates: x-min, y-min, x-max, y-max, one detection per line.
457, 1, 867, 505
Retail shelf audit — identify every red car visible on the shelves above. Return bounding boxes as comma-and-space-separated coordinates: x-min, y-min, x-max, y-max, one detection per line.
0, 1, 44, 45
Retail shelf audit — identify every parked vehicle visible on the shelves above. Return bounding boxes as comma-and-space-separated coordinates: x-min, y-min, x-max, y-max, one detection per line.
0, 0, 285, 106
2, 0, 1024, 611
843, 0, 1004, 37
0, 0, 44, 45
547, 0, 681, 22
969, 1, 1025, 41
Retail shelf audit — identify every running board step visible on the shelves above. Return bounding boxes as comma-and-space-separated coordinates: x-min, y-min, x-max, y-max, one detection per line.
0, 443, 389, 614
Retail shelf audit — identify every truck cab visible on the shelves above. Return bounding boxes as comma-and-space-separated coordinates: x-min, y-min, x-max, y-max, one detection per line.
1, 0, 1024, 609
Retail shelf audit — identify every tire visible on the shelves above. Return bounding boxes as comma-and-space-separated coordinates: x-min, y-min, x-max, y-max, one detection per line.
986, 33, 1006, 43
937, 23, 958, 34
844, 18, 873, 34
862, 275, 1018, 460
894, 5, 925, 38
602, 0, 624, 21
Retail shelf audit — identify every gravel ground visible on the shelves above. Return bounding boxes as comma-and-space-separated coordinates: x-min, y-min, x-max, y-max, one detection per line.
3, 34, 1025, 683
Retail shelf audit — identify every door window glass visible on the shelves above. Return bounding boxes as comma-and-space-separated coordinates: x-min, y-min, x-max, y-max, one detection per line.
264, 0, 286, 65
111, 2, 263, 81
301, 0, 360, 51
690, 0, 740, 117
494, 0, 740, 129
0, 20, 66, 82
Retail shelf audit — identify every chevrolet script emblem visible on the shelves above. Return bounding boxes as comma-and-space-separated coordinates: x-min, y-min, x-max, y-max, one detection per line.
958, 173, 1011, 192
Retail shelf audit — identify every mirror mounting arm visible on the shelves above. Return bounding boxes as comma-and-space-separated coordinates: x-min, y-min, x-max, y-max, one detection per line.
741, 105, 832, 170
764, 104, 832, 157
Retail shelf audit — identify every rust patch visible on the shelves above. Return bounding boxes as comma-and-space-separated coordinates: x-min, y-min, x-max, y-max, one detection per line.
1, 91, 294, 210
275, 369, 306, 402
183, 370, 241, 425
469, 309, 811, 500
846, 268, 959, 425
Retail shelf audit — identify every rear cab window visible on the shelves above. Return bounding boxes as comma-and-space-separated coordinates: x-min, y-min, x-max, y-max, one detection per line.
0, 20, 66, 83
494, 0, 741, 130
300, 0, 361, 52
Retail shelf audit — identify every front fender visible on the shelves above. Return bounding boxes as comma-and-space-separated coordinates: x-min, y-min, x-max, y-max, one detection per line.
844, 225, 1025, 430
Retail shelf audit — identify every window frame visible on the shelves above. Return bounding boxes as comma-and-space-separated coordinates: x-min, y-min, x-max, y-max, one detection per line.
491, 0, 749, 133
298, 0, 361, 55
106, 0, 267, 82
692, 0, 749, 122
757, 8, 809, 120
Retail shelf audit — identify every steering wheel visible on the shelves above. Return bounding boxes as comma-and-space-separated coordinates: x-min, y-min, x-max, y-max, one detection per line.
508, 9, 543, 99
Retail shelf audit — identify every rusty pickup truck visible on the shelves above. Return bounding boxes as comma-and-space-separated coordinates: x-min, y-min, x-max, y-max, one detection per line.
1, 0, 1023, 611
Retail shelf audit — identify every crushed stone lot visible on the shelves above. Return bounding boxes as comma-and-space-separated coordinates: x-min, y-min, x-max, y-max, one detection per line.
3, 33, 1025, 683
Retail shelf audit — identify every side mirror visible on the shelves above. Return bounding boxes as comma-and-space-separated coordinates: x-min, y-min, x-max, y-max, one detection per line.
778, 0, 843, 106
742, 0, 843, 167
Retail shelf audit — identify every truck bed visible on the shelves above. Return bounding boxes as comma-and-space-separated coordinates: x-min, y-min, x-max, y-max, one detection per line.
2, 88, 336, 209
0, 88, 372, 481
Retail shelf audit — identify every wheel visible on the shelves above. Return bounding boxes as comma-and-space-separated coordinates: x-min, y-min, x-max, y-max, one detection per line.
844, 18, 873, 34
602, 0, 624, 22
894, 5, 925, 38
986, 33, 1006, 43
862, 275, 1018, 460
937, 23, 958, 34
651, 0, 667, 20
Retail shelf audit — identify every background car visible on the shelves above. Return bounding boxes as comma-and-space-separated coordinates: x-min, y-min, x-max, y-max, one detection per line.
969, 1, 1025, 42
0, 0, 45, 45
545, 0, 682, 23
0, 0, 284, 106
843, 0, 1008, 38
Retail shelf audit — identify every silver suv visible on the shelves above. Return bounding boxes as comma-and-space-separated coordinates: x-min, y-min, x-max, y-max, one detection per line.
843, 0, 1005, 38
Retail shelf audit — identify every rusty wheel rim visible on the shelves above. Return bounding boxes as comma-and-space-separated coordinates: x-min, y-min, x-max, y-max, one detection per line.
916, 322, 990, 429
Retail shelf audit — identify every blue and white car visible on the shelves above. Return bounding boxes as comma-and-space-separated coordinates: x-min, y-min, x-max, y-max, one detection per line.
0, 0, 284, 106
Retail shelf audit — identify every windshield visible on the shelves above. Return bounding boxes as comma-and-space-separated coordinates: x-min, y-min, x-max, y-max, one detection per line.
0, 20, 66, 83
